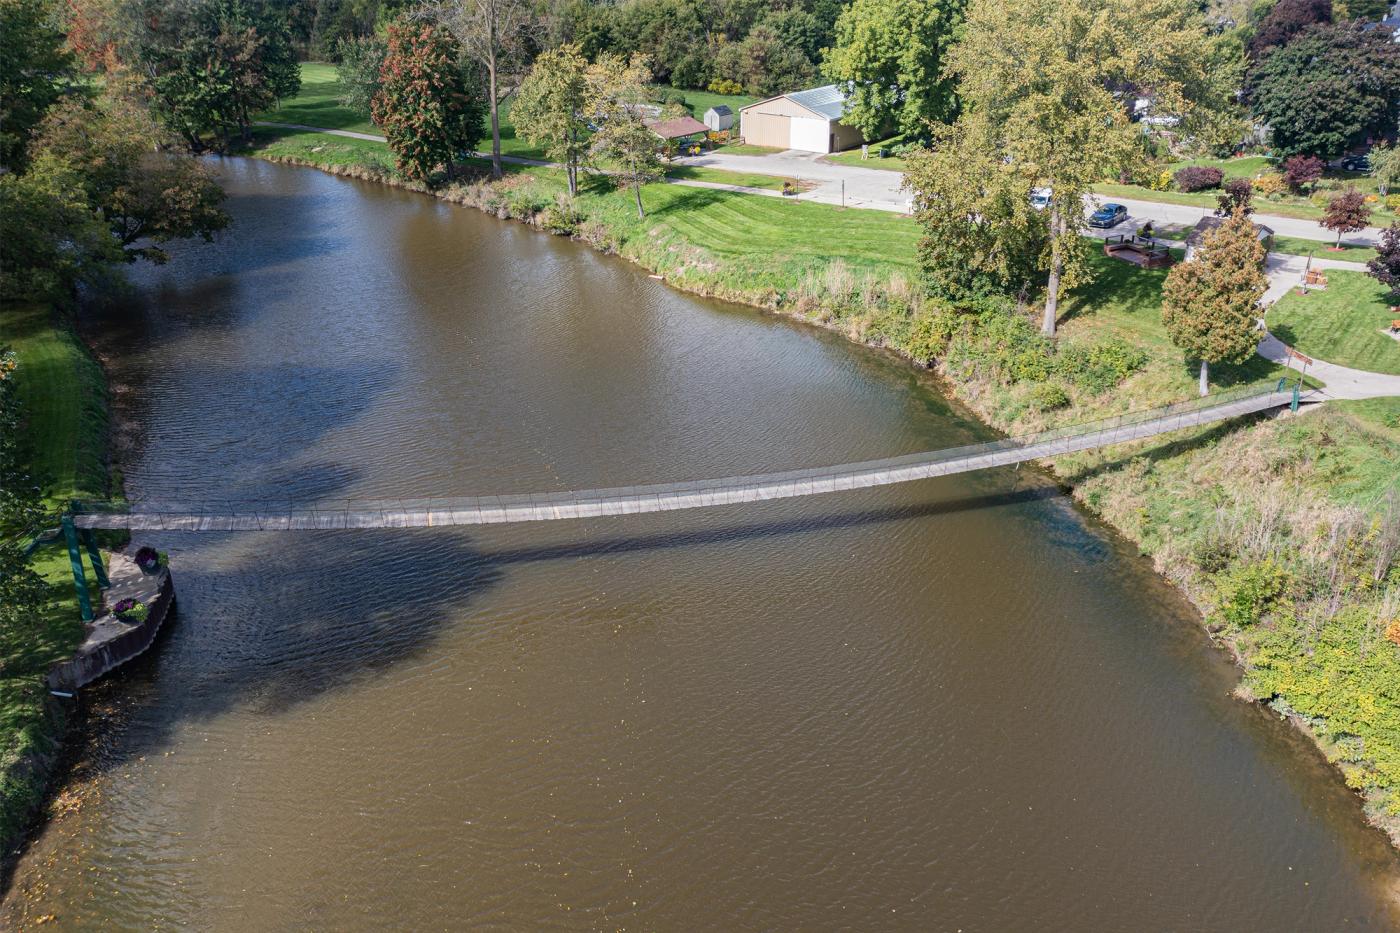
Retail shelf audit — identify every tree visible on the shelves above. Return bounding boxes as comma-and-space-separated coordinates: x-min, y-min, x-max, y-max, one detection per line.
419, 0, 537, 180
949, 0, 1232, 335
711, 23, 816, 97
823, 0, 962, 140
372, 20, 485, 183
1161, 208, 1267, 395
335, 33, 388, 117
586, 54, 664, 219
1366, 222, 1400, 295
0, 153, 120, 300
904, 116, 1046, 301
36, 92, 229, 263
142, 0, 302, 150
1282, 153, 1324, 192
1321, 186, 1371, 246
1333, 0, 1391, 21
1369, 141, 1400, 196
1248, 22, 1400, 161
1247, 0, 1330, 59
0, 0, 74, 169
1216, 177, 1255, 215
511, 43, 590, 196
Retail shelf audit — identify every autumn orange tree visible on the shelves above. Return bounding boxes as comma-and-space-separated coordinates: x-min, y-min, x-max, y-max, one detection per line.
372, 21, 484, 183
1161, 208, 1268, 396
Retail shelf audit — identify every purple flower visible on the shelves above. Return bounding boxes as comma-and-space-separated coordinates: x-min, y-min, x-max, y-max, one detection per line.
134, 546, 159, 567
113, 598, 138, 614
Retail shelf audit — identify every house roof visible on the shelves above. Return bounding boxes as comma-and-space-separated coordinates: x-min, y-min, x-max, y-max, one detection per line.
646, 115, 709, 139
1185, 215, 1274, 248
706, 105, 732, 116
739, 84, 850, 121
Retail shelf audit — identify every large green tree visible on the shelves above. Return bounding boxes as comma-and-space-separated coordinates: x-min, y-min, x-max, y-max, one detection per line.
1248, 22, 1400, 160
372, 20, 484, 182
823, 0, 963, 140
0, 0, 74, 169
586, 54, 664, 219
1161, 208, 1267, 395
0, 154, 120, 300
511, 43, 590, 195
36, 92, 229, 263
903, 115, 1047, 301
141, 0, 301, 150
948, 0, 1232, 335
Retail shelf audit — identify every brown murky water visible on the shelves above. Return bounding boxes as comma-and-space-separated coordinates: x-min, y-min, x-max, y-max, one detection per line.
6, 160, 1398, 929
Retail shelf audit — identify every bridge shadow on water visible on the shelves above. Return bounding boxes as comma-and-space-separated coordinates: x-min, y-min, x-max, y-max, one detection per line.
77, 484, 1063, 774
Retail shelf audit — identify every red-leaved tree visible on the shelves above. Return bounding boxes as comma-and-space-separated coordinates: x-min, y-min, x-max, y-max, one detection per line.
1367, 222, 1400, 295
1282, 154, 1324, 193
1322, 187, 1371, 247
371, 22, 485, 183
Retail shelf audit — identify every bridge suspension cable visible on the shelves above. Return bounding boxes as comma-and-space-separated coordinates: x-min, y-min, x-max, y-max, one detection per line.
69, 384, 1306, 532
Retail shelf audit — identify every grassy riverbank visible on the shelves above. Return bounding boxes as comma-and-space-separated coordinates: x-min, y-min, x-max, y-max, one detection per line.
1, 302, 111, 860
241, 103, 1400, 847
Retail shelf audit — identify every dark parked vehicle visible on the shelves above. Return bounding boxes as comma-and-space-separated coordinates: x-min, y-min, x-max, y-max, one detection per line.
1089, 203, 1129, 228
1339, 153, 1371, 172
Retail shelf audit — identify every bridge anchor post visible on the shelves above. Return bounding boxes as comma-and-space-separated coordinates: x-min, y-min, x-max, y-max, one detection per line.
60, 516, 94, 623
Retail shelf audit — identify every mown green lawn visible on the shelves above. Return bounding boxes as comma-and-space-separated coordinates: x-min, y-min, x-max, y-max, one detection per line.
261, 62, 377, 134
0, 304, 110, 851
1270, 235, 1378, 263
823, 133, 911, 172
1267, 270, 1400, 374
5, 303, 109, 507
658, 85, 755, 118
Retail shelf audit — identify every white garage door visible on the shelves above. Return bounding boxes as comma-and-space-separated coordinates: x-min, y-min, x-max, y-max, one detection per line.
789, 116, 831, 153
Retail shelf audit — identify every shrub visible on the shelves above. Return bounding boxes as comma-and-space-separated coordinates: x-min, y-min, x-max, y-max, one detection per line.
1030, 382, 1070, 411
1150, 168, 1173, 191
1174, 165, 1224, 192
1387, 195, 1400, 211
1054, 339, 1149, 393
1215, 559, 1292, 627
1253, 172, 1287, 197
658, 89, 687, 107
1283, 154, 1324, 192
540, 193, 584, 235
708, 78, 743, 96
904, 300, 962, 363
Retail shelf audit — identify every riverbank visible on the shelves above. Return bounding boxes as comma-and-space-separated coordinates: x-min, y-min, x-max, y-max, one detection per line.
239, 125, 1400, 850
0, 303, 115, 865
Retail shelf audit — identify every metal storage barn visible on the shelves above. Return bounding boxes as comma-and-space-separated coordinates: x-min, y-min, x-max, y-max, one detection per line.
736, 85, 863, 154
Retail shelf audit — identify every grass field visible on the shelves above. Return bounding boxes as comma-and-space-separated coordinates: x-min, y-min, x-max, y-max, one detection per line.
0, 303, 110, 854
658, 85, 755, 118
1271, 235, 1378, 263
262, 62, 377, 134
823, 133, 911, 172
1267, 271, 1400, 374
5, 303, 110, 508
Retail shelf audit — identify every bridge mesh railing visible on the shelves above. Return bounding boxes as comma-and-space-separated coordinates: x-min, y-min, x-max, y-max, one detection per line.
69, 382, 1305, 528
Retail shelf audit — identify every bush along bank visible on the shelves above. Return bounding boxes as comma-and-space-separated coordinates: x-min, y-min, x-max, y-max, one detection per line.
245, 129, 1400, 849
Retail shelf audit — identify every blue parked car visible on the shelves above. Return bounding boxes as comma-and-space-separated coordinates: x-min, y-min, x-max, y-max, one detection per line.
1089, 203, 1129, 228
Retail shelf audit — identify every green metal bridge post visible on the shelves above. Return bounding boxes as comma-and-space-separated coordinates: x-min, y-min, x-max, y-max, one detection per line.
1291, 382, 1301, 413
80, 527, 109, 589
60, 516, 94, 623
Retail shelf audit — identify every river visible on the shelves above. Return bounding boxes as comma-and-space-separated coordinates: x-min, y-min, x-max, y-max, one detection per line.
6, 159, 1398, 929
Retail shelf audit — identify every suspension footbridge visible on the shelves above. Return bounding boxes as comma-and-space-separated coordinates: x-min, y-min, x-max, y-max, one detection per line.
68, 383, 1309, 532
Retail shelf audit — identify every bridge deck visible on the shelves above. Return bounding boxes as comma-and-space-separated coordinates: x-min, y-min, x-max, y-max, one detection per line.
70, 387, 1301, 531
